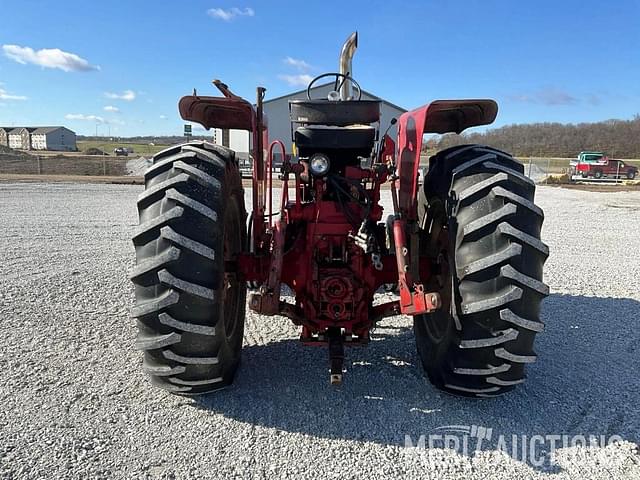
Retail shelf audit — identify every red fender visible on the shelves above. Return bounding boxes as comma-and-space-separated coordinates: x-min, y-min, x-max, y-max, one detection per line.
178, 81, 271, 255
396, 99, 498, 219
178, 95, 255, 131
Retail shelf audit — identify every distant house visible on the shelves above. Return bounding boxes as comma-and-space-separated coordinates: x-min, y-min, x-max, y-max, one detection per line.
31, 127, 77, 151
8, 128, 35, 150
0, 127, 9, 147
1, 126, 77, 151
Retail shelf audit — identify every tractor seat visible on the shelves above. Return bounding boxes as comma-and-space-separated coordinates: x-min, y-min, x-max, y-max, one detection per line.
290, 100, 380, 126
295, 125, 376, 150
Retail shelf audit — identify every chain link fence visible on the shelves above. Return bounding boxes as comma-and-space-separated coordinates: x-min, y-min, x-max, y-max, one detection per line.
0, 153, 135, 177
516, 157, 571, 184
2, 152, 638, 184
517, 157, 640, 184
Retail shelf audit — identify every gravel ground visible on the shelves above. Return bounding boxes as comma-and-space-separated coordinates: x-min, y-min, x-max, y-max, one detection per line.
0, 182, 639, 479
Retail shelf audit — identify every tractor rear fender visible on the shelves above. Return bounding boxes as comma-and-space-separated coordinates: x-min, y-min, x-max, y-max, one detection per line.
396, 99, 498, 219
178, 95, 255, 131
178, 81, 271, 253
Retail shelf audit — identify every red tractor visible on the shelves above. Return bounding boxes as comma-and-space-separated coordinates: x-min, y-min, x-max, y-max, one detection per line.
131, 33, 549, 398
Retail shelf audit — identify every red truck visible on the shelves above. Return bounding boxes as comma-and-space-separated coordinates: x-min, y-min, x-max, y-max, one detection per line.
575, 157, 638, 179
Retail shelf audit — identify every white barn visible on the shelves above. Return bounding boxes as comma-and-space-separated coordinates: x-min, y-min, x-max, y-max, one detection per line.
209, 83, 406, 162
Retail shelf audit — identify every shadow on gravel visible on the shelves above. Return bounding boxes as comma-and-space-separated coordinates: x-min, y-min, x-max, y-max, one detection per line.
193, 294, 640, 467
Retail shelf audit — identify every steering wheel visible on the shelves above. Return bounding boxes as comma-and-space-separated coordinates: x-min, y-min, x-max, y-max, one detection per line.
306, 72, 362, 101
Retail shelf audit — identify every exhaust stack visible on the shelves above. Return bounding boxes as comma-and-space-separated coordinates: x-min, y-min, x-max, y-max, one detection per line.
339, 32, 358, 101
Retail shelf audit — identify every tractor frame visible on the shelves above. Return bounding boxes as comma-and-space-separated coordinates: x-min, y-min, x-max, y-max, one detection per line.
178, 78, 497, 381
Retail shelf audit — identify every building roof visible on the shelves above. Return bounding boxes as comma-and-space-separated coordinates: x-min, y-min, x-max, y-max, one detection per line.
263, 83, 407, 113
32, 126, 66, 134
2, 126, 71, 134
8, 127, 32, 134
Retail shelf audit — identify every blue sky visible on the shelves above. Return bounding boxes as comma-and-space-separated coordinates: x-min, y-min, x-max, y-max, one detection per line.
0, 0, 638, 136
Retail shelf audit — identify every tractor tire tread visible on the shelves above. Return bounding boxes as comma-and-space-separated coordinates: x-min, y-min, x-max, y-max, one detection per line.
131, 142, 246, 395
415, 144, 549, 397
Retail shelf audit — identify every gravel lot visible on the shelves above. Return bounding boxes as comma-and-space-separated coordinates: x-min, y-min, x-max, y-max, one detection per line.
1, 182, 639, 479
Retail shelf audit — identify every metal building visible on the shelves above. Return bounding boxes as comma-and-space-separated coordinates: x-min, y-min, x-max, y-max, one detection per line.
209, 83, 405, 163
263, 83, 405, 158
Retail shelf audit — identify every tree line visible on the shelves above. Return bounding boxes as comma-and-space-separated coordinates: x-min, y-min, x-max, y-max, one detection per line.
425, 115, 640, 158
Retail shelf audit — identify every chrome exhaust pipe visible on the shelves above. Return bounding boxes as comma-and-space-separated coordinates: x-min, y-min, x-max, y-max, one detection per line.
339, 32, 358, 100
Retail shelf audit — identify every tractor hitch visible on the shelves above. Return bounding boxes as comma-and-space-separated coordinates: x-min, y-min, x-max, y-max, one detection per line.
327, 328, 345, 385
248, 220, 285, 316
390, 180, 442, 316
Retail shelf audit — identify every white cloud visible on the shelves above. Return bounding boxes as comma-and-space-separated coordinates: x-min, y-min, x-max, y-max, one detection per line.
66, 113, 125, 125
283, 57, 311, 71
104, 90, 136, 101
2, 44, 98, 72
207, 7, 255, 21
159, 115, 167, 120
103, 105, 120, 113
278, 74, 313, 87
65, 113, 106, 123
0, 87, 27, 101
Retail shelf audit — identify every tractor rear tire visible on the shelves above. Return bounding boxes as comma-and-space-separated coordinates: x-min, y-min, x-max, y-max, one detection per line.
415, 145, 549, 397
130, 141, 247, 395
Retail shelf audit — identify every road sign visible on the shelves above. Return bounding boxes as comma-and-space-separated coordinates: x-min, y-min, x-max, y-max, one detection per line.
184, 124, 192, 136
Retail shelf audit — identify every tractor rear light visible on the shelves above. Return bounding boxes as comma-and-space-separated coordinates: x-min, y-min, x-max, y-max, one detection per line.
309, 153, 331, 176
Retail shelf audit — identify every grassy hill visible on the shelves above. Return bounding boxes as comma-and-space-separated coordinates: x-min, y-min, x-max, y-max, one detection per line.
76, 135, 212, 157
77, 141, 171, 156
